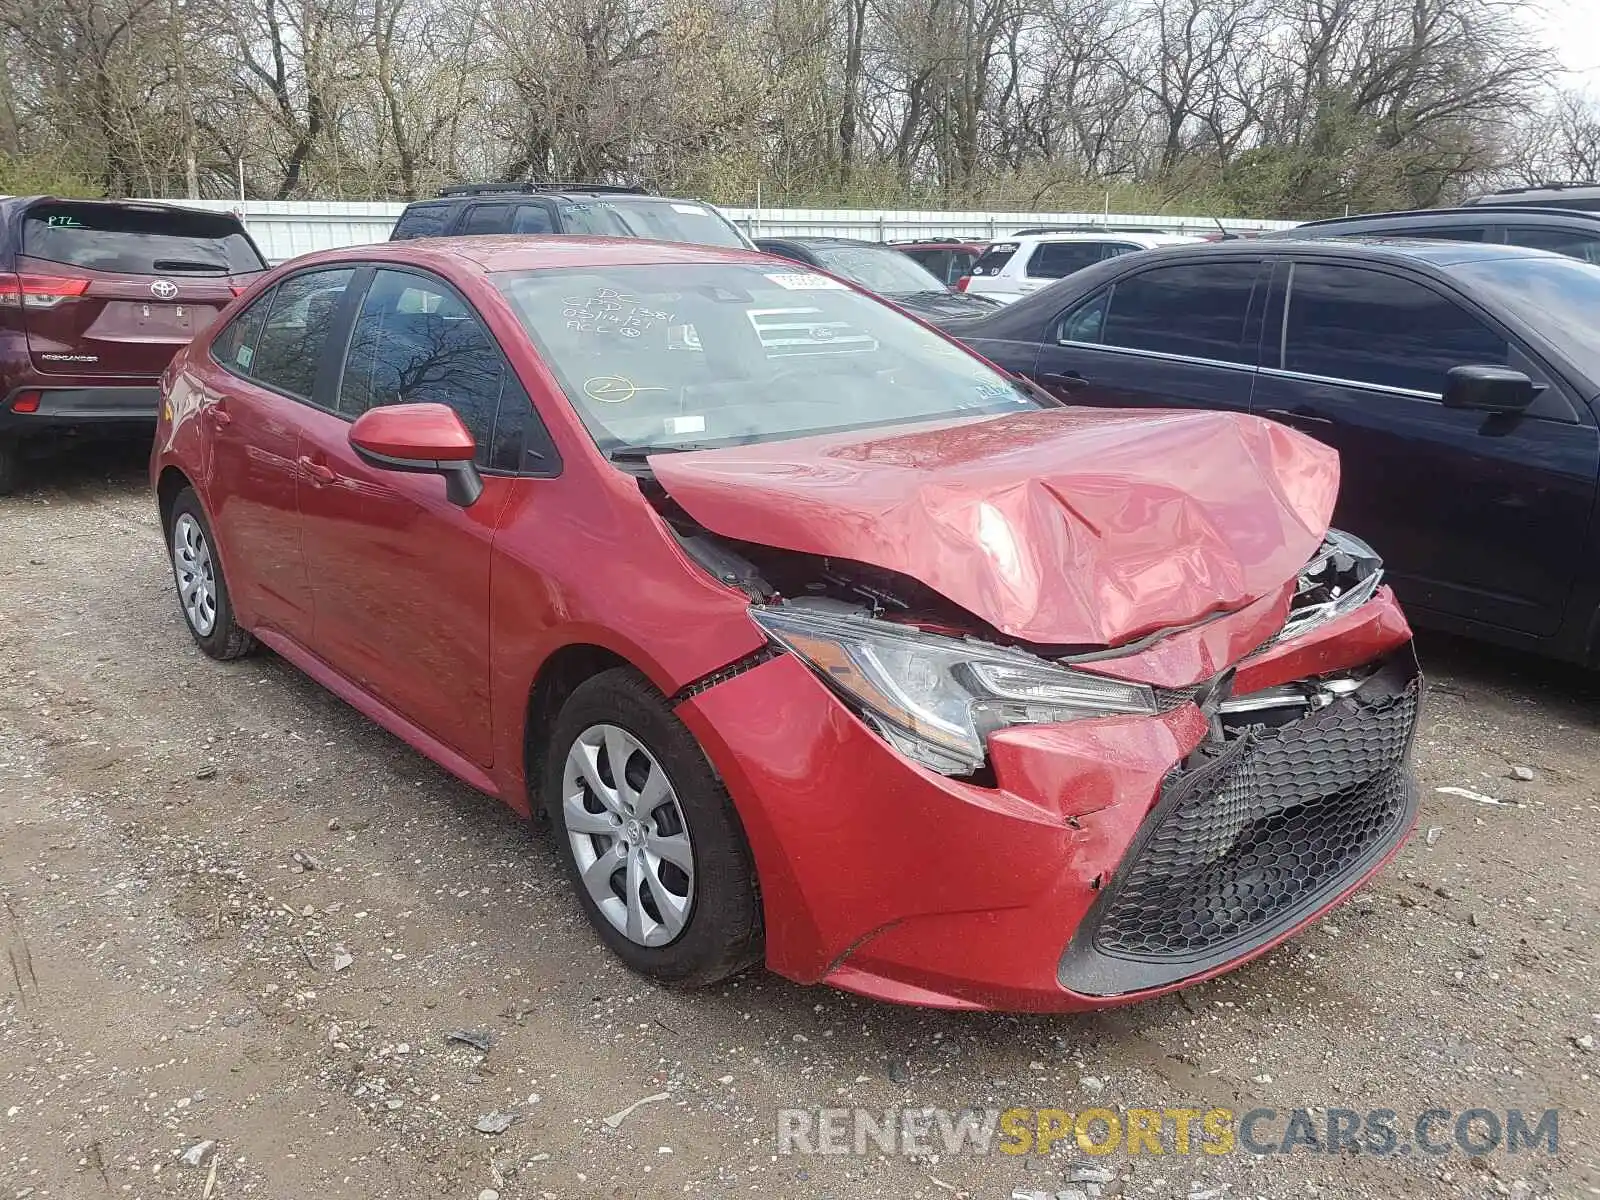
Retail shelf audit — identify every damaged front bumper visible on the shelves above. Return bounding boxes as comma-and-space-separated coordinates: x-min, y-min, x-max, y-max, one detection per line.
676, 586, 1419, 1012
1059, 650, 1420, 997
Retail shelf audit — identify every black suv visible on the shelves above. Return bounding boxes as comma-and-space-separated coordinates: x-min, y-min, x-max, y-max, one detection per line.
1276, 205, 1600, 264
1464, 181, 1600, 211
389, 183, 753, 249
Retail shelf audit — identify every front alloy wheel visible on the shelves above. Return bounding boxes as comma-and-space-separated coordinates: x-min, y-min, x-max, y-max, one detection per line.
563, 724, 695, 946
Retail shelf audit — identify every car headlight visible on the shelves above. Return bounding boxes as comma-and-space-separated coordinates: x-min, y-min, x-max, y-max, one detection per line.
750, 606, 1158, 776
1276, 528, 1384, 644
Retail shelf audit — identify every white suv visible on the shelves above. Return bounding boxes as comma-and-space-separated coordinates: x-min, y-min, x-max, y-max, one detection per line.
961, 230, 1204, 303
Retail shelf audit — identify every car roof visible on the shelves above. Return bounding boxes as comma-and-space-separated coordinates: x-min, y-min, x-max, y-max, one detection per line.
1002, 231, 1199, 246
1468, 181, 1600, 203
1103, 235, 1570, 269
1293, 205, 1600, 229
279, 235, 772, 277
756, 236, 893, 249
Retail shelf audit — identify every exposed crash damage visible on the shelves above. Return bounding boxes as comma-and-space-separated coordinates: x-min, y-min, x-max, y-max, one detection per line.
637, 409, 1419, 1010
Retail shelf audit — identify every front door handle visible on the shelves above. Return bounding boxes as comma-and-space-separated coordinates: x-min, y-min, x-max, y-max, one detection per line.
1263, 407, 1333, 427
297, 456, 336, 486
1038, 370, 1087, 390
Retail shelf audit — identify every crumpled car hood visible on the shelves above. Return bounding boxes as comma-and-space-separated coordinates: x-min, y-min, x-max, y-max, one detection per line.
651, 408, 1340, 647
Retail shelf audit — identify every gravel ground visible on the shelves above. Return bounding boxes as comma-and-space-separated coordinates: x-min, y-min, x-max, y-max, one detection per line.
1, 445, 1596, 1200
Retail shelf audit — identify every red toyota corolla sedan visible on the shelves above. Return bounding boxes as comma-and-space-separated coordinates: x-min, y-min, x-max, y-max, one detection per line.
150, 237, 1420, 1012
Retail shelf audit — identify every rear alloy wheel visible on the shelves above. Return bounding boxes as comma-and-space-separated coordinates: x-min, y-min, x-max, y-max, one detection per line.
544, 668, 762, 986
167, 488, 256, 661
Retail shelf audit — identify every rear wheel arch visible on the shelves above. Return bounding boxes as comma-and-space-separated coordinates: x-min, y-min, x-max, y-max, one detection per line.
156, 466, 195, 534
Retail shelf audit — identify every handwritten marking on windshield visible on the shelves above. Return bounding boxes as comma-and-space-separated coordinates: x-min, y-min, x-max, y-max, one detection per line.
583, 375, 669, 405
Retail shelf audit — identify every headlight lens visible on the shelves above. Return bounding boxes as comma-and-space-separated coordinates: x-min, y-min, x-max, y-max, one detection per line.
1277, 528, 1384, 643
750, 606, 1157, 775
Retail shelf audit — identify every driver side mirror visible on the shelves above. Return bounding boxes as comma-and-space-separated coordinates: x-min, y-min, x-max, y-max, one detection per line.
349, 403, 484, 507
1442, 365, 1537, 414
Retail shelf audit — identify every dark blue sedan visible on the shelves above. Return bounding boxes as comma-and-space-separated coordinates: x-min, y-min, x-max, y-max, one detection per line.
944, 237, 1600, 663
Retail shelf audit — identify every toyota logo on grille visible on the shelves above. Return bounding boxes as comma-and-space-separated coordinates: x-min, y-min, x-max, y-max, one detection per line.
149, 279, 179, 300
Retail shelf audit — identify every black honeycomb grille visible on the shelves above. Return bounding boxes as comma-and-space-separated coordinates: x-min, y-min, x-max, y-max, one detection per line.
1060, 660, 1419, 996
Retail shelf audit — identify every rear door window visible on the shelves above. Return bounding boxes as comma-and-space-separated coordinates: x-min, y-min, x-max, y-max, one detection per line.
390, 204, 451, 240
248, 268, 356, 400
21, 202, 265, 275
1098, 262, 1260, 363
460, 204, 513, 234
1281, 263, 1507, 394
1027, 242, 1107, 279
904, 248, 951, 280
512, 204, 555, 234
969, 243, 1019, 277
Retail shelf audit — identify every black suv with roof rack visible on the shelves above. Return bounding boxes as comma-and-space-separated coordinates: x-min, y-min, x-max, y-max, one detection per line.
1463, 181, 1600, 211
1268, 205, 1600, 264
388, 182, 753, 249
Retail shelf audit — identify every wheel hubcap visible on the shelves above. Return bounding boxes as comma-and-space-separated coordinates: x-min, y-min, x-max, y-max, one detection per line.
172, 514, 217, 637
562, 724, 695, 948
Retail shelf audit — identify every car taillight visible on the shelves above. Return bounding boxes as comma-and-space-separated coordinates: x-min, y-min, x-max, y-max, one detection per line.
11, 391, 41, 413
954, 276, 971, 291
0, 273, 91, 309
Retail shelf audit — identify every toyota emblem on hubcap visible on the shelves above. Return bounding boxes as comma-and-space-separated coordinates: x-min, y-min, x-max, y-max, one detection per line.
149, 279, 179, 300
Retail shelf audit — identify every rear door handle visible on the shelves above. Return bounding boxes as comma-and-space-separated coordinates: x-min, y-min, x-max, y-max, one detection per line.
1038, 370, 1088, 390
297, 456, 336, 486
208, 401, 232, 426
1263, 407, 1333, 427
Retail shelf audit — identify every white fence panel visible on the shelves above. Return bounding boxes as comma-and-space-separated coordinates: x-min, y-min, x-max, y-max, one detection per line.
135, 197, 1299, 263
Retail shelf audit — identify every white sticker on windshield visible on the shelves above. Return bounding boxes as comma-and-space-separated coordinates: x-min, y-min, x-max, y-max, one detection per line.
666, 415, 706, 435
671, 203, 706, 215
765, 272, 846, 291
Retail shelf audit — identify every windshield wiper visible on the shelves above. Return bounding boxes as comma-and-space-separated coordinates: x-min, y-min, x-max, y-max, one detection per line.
607, 442, 722, 463
150, 259, 228, 274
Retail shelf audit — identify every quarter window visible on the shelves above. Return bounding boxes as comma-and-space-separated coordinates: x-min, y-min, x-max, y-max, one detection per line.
1282, 264, 1507, 394
1095, 262, 1259, 364
1027, 242, 1106, 279
390, 204, 449, 240
211, 288, 274, 375
248, 268, 354, 399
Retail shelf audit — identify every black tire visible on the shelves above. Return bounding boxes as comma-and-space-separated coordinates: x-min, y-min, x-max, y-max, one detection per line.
166, 487, 256, 661
0, 440, 19, 497
543, 667, 763, 987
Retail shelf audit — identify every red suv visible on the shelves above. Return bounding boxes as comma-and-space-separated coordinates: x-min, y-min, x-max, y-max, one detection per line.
150, 237, 1421, 1011
0, 197, 268, 492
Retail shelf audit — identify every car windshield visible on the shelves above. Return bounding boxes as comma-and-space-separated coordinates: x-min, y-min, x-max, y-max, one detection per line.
553, 199, 747, 248
808, 245, 949, 296
494, 263, 1042, 456
1454, 255, 1600, 383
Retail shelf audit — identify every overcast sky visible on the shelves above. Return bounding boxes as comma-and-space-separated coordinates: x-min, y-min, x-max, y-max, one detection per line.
1535, 0, 1600, 81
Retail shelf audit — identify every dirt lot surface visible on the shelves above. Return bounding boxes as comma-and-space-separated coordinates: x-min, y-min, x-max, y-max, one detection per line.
2, 446, 1597, 1200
